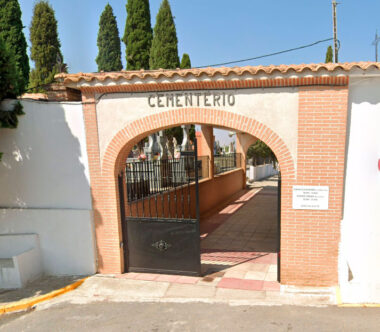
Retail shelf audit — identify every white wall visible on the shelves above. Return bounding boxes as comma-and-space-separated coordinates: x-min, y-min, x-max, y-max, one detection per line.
0, 100, 96, 276
0, 233, 39, 257
246, 164, 278, 181
339, 77, 380, 303
0, 209, 95, 275
0, 234, 43, 288
15, 247, 43, 287
0, 100, 91, 209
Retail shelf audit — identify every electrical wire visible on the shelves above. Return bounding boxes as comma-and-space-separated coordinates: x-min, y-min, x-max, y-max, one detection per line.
195, 38, 334, 68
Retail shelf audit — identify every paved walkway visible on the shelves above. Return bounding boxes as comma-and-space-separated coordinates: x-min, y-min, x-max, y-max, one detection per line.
200, 177, 279, 292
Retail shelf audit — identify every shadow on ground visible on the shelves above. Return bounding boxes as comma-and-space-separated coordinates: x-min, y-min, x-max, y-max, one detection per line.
200, 176, 279, 277
0, 276, 83, 305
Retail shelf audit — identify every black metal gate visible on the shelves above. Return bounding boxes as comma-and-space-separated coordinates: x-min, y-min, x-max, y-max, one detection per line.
120, 141, 201, 276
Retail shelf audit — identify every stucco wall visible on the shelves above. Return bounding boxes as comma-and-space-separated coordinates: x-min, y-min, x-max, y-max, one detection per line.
339, 77, 380, 303
0, 100, 96, 275
0, 100, 91, 209
96, 88, 298, 164
0, 209, 95, 275
199, 169, 245, 217
246, 164, 278, 181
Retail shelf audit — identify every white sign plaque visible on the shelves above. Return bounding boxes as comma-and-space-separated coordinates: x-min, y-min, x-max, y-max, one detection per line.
292, 186, 329, 210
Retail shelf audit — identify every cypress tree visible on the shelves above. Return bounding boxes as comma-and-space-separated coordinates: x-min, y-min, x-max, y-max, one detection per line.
0, 0, 29, 93
96, 4, 122, 72
180, 53, 191, 69
123, 0, 152, 70
325, 46, 333, 63
0, 38, 20, 99
0, 36, 24, 131
150, 0, 179, 70
29, 1, 64, 92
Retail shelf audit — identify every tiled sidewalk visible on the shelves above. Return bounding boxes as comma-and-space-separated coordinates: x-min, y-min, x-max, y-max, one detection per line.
116, 252, 279, 292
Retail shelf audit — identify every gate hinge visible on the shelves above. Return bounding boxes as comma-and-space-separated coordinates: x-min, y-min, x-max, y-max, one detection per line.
120, 241, 124, 249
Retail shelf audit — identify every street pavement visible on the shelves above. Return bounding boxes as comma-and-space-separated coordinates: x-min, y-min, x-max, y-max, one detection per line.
1, 302, 379, 331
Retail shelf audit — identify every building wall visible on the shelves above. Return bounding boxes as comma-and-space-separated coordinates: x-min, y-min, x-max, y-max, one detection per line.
0, 100, 96, 275
0, 209, 95, 275
0, 100, 91, 209
339, 77, 380, 303
246, 164, 278, 181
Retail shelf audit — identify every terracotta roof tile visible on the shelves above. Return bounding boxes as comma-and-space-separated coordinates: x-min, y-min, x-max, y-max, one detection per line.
56, 62, 380, 85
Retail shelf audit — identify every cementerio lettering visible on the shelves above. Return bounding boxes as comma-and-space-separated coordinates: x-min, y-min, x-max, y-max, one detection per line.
147, 92, 235, 108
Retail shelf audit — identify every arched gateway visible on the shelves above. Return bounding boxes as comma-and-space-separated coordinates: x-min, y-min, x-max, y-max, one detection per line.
57, 62, 376, 287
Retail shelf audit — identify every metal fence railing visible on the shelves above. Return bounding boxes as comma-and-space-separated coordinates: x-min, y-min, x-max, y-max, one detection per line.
214, 153, 241, 175
125, 155, 209, 203
125, 153, 240, 202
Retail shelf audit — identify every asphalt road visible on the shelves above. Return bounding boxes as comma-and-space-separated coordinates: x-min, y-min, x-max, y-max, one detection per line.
0, 302, 379, 332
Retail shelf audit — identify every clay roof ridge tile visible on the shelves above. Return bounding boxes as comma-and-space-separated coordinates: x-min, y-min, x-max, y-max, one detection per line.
354, 62, 380, 70
54, 62, 380, 85
128, 72, 140, 79
235, 68, 249, 76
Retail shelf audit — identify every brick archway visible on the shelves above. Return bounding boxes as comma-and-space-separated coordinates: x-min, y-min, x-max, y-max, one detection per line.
81, 82, 348, 287
102, 108, 295, 178
95, 108, 296, 278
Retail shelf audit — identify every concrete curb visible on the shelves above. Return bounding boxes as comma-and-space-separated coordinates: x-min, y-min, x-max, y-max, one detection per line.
0, 277, 88, 315
339, 303, 380, 308
335, 286, 380, 307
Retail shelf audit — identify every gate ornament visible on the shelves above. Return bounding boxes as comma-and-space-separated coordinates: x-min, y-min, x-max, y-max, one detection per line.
152, 240, 172, 252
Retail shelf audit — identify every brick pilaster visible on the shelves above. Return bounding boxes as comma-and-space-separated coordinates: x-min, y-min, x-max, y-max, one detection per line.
82, 92, 123, 273
280, 86, 349, 286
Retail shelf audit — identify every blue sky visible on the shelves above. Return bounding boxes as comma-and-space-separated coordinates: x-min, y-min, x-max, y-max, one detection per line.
19, 0, 380, 74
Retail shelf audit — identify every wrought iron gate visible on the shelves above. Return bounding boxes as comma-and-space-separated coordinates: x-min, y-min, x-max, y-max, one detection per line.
120, 141, 201, 276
